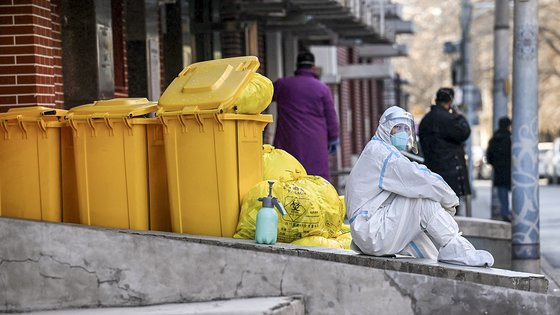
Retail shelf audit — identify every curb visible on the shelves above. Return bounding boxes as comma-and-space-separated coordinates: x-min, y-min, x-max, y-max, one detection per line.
541, 255, 560, 295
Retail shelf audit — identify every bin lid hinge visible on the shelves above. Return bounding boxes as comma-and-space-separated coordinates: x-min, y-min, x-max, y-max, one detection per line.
17, 115, 28, 139
104, 116, 114, 136
123, 117, 134, 135
87, 117, 97, 137
194, 113, 205, 132
178, 114, 188, 133
158, 115, 169, 134
67, 114, 79, 135
37, 119, 48, 138
0, 120, 9, 140
213, 113, 224, 131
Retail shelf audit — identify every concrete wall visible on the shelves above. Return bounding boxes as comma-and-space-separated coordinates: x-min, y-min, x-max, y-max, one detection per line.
0, 218, 558, 314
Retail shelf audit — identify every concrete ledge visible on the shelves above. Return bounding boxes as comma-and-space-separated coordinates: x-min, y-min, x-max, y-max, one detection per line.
455, 216, 512, 240
1, 217, 558, 314
127, 230, 543, 293
26, 296, 305, 315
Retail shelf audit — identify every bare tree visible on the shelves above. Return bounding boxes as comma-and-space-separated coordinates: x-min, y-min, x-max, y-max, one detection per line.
394, 0, 560, 139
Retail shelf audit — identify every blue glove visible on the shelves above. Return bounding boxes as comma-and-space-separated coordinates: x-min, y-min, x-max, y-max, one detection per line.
328, 139, 340, 154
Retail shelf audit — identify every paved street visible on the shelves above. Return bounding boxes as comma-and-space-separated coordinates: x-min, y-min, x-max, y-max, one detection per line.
471, 179, 560, 290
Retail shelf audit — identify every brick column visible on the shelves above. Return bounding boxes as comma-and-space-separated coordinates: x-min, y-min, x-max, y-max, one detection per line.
349, 48, 363, 154
50, 0, 62, 108
328, 84, 340, 189
362, 78, 371, 142
0, 0, 63, 111
220, 0, 243, 59
375, 79, 384, 127
337, 47, 351, 168
112, 0, 128, 97
369, 80, 379, 135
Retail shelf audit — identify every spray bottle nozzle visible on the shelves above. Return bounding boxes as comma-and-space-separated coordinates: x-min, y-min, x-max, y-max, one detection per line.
267, 181, 274, 197
257, 181, 286, 217
273, 198, 287, 217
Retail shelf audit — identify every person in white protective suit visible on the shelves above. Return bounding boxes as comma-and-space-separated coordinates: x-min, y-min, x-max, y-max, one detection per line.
345, 106, 494, 267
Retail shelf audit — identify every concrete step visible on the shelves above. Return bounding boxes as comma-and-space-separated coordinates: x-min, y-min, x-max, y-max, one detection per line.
25, 296, 304, 315
1, 217, 559, 314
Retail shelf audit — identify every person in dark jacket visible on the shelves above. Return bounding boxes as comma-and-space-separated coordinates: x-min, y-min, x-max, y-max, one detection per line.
486, 117, 512, 221
418, 88, 471, 210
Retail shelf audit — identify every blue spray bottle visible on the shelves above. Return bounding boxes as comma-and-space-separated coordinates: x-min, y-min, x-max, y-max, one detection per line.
255, 181, 287, 244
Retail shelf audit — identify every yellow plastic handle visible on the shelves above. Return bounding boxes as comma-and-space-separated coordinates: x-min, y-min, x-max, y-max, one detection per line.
157, 105, 224, 117
180, 105, 224, 116
69, 112, 135, 120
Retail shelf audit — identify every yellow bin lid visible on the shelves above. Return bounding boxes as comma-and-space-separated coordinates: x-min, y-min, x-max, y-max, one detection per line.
158, 56, 260, 112
68, 98, 157, 119
0, 106, 67, 121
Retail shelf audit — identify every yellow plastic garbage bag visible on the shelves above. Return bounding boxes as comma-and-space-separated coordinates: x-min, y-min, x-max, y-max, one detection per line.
336, 232, 352, 250
262, 144, 307, 180
340, 223, 351, 234
234, 73, 274, 114
234, 175, 344, 243
291, 236, 344, 249
303, 175, 345, 238
291, 229, 352, 250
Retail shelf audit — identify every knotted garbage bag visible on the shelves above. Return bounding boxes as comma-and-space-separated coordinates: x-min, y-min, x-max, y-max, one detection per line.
234, 73, 274, 114
262, 144, 307, 180
291, 224, 352, 250
335, 224, 352, 249
291, 236, 344, 249
234, 174, 344, 243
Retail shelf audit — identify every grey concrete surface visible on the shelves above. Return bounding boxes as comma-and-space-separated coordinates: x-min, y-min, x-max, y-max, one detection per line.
25, 296, 305, 315
538, 183, 560, 269
455, 216, 511, 240
472, 179, 560, 292
466, 237, 511, 269
541, 256, 560, 296
0, 218, 559, 314
455, 216, 512, 269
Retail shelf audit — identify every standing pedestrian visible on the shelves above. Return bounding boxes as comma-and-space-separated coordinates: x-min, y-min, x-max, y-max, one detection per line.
418, 88, 471, 213
486, 117, 512, 221
273, 51, 339, 181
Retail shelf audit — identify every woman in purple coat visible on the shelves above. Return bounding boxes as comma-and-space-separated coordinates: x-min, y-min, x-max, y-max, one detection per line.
273, 51, 340, 181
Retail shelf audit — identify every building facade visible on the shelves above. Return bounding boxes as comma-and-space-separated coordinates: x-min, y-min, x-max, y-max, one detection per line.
0, 0, 413, 190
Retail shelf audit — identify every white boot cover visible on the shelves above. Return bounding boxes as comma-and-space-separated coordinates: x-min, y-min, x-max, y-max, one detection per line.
437, 236, 495, 267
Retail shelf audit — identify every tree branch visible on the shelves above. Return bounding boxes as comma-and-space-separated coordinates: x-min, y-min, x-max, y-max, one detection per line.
544, 37, 560, 56
540, 26, 560, 43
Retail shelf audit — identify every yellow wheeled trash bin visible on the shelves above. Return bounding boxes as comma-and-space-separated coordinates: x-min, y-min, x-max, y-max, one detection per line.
158, 56, 272, 237
0, 106, 67, 222
67, 98, 170, 231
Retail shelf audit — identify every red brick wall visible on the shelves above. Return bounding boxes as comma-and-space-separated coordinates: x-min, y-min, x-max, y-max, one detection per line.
257, 22, 266, 75
374, 80, 384, 131
50, 0, 62, 107
328, 83, 339, 186
361, 77, 371, 142
369, 80, 379, 135
337, 47, 351, 168
0, 0, 63, 111
349, 54, 363, 155
158, 7, 166, 95
112, 0, 128, 98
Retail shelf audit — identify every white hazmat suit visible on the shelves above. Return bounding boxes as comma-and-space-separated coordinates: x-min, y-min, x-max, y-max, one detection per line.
345, 106, 494, 267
